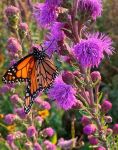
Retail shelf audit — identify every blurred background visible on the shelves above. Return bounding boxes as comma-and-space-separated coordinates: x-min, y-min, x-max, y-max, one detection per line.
0, 0, 118, 149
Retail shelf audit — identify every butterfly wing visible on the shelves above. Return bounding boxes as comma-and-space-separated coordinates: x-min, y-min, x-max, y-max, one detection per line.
2, 54, 35, 83
24, 56, 58, 114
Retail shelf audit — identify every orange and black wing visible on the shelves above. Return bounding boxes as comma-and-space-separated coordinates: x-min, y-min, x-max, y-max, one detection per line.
24, 56, 58, 114
2, 54, 35, 83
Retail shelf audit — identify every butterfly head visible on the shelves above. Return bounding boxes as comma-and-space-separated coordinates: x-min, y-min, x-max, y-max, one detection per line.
33, 47, 46, 61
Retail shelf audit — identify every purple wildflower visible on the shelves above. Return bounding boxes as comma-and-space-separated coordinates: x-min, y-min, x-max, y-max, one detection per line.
15, 108, 27, 119
43, 140, 56, 150
33, 3, 57, 28
34, 143, 42, 150
45, 0, 62, 6
73, 33, 114, 68
43, 127, 54, 137
78, 0, 102, 20
7, 37, 22, 56
27, 126, 37, 138
5, 5, 19, 17
48, 76, 77, 110
97, 146, 106, 150
10, 94, 19, 104
83, 124, 96, 135
4, 114, 16, 125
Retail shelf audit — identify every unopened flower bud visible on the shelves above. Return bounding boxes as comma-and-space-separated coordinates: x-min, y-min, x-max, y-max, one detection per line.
34, 142, 42, 150
83, 124, 96, 135
88, 135, 98, 145
106, 128, 113, 135
5, 6, 20, 30
101, 100, 112, 113
62, 71, 74, 85
104, 116, 112, 123
72, 100, 83, 109
91, 71, 101, 82
81, 116, 91, 126
4, 114, 16, 125
27, 126, 37, 138
19, 22, 29, 38
10, 94, 19, 104
96, 146, 106, 150
113, 124, 118, 135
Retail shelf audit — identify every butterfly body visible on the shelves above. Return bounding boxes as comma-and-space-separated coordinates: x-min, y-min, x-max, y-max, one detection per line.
2, 47, 57, 113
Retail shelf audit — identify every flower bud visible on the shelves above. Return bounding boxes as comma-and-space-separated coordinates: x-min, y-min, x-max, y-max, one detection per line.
10, 94, 19, 104
19, 22, 29, 38
7, 134, 15, 145
113, 124, 118, 135
72, 100, 83, 109
106, 128, 113, 135
96, 146, 106, 150
5, 6, 20, 30
101, 100, 112, 113
91, 71, 101, 82
7, 37, 22, 57
4, 114, 16, 125
34, 143, 42, 150
62, 71, 74, 85
104, 116, 112, 123
88, 135, 98, 145
81, 116, 91, 126
27, 126, 37, 138
83, 124, 96, 135
25, 142, 32, 150
15, 108, 26, 119
42, 127, 54, 137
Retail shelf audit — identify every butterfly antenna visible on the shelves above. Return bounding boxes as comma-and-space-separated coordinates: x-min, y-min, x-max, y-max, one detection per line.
44, 38, 55, 51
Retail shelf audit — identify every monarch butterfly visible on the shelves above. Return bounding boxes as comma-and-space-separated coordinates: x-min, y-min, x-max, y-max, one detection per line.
2, 46, 58, 114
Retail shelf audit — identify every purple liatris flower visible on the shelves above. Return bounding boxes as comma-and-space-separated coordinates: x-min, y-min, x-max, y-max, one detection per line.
15, 108, 26, 119
4, 114, 16, 125
7, 37, 22, 56
45, 0, 62, 6
0, 85, 10, 94
33, 3, 57, 28
78, 0, 102, 20
48, 76, 77, 110
34, 143, 42, 150
73, 33, 114, 68
97, 146, 106, 150
44, 140, 56, 150
43, 127, 54, 137
83, 124, 96, 135
27, 126, 37, 137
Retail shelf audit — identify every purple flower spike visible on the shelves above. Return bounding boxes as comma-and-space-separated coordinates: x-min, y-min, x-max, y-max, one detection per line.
27, 126, 37, 138
4, 114, 16, 125
48, 75, 77, 110
34, 143, 42, 150
78, 0, 102, 20
73, 33, 114, 68
33, 3, 57, 28
43, 127, 54, 137
45, 0, 62, 6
